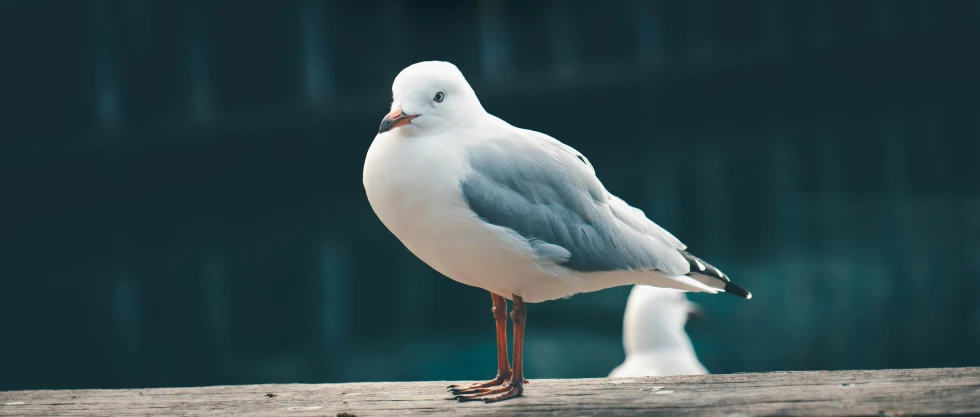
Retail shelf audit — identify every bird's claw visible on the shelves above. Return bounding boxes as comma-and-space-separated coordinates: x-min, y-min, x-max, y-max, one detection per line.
453, 384, 523, 403
449, 386, 496, 395
447, 375, 510, 393
482, 385, 523, 403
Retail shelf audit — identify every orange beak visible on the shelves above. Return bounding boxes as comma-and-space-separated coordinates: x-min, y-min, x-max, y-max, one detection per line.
378, 107, 419, 134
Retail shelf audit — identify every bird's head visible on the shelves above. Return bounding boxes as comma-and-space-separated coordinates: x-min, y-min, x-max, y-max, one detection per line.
623, 286, 705, 354
643, 288, 705, 328
378, 61, 485, 136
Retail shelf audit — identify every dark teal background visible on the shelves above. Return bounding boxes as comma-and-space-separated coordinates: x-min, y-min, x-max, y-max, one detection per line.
1, 0, 979, 391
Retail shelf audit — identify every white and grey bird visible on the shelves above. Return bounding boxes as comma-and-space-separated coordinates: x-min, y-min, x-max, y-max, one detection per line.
609, 285, 709, 378
363, 61, 750, 403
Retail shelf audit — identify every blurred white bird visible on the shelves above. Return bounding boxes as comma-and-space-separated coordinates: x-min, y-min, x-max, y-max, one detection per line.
609, 285, 709, 377
363, 61, 748, 402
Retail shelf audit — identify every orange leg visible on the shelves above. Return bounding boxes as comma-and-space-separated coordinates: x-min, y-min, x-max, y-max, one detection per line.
455, 294, 526, 403
448, 293, 512, 394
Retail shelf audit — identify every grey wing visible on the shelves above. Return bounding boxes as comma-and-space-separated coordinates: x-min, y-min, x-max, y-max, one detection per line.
460, 130, 690, 275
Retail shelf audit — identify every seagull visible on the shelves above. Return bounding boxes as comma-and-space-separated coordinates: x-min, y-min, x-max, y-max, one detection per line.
363, 61, 751, 403
609, 285, 709, 378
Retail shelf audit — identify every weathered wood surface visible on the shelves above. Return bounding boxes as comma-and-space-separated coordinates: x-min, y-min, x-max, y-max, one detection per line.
2, 367, 979, 416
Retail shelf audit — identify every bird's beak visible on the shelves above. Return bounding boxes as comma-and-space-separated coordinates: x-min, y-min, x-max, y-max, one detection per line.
687, 302, 706, 322
378, 107, 419, 134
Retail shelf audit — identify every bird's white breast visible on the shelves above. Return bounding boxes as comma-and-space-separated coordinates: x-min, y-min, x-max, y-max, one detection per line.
363, 131, 550, 298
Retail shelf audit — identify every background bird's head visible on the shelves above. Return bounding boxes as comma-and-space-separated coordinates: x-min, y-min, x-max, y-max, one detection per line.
623, 286, 704, 354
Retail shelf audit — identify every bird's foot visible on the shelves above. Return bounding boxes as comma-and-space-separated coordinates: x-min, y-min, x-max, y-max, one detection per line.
447, 374, 510, 394
453, 380, 523, 403
448, 378, 528, 394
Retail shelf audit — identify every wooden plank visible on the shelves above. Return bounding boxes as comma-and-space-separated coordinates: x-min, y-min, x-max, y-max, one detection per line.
2, 367, 978, 416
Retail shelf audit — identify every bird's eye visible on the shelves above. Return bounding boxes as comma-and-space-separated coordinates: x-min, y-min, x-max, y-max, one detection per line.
433, 91, 445, 103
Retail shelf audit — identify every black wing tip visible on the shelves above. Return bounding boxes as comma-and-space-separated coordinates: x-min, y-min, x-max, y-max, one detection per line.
679, 250, 751, 299
724, 281, 752, 299
679, 250, 731, 282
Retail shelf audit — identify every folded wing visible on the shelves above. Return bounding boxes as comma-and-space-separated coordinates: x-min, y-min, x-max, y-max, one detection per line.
460, 129, 690, 276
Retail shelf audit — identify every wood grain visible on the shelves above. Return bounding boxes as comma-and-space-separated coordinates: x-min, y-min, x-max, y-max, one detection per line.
2, 367, 979, 416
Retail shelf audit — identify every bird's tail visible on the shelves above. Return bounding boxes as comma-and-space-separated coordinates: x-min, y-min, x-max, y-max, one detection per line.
679, 250, 752, 299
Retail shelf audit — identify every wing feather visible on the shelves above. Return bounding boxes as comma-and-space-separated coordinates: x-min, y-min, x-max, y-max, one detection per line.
460, 129, 689, 275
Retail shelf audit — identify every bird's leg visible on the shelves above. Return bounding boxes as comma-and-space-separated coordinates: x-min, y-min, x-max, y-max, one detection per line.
448, 293, 512, 394
457, 294, 526, 403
